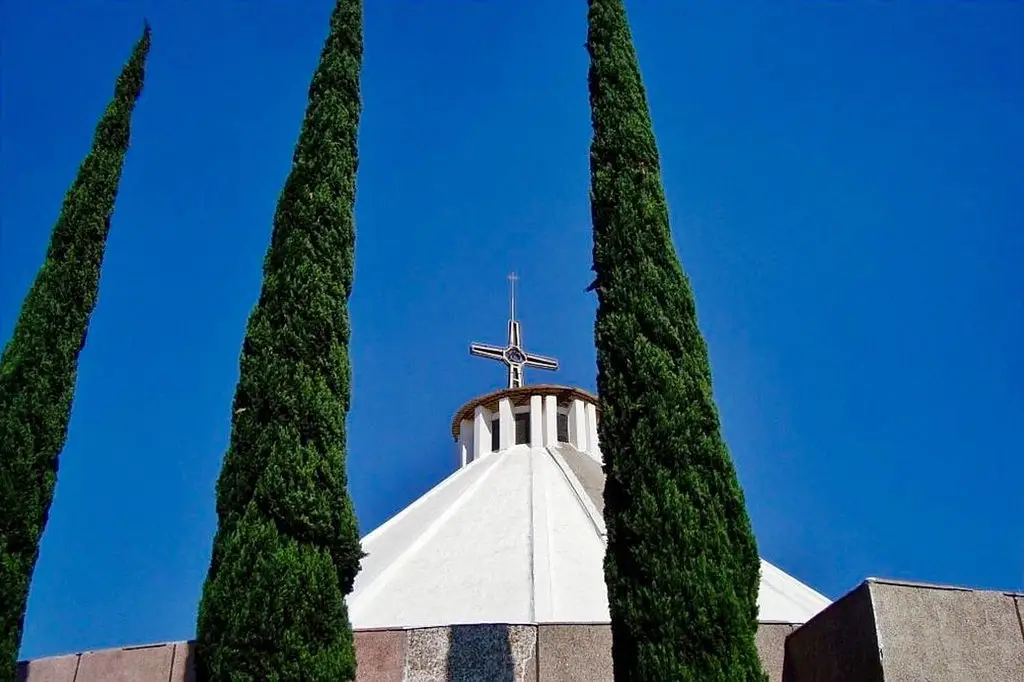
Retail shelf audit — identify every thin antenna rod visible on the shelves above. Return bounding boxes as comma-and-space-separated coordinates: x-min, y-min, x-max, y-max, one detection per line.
508, 272, 518, 323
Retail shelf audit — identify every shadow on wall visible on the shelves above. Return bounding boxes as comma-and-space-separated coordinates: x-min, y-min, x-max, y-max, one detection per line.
446, 624, 516, 682
183, 644, 196, 682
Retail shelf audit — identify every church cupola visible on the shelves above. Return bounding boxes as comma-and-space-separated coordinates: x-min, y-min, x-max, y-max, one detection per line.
346, 273, 831, 631
451, 386, 601, 466
452, 274, 601, 467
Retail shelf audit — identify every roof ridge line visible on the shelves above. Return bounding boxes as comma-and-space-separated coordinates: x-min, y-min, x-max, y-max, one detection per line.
866, 577, 1021, 595
360, 450, 500, 545
545, 445, 606, 540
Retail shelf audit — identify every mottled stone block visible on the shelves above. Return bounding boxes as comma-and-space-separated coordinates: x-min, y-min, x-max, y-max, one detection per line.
755, 623, 794, 682
784, 582, 883, 682
447, 624, 536, 682
404, 627, 450, 682
537, 624, 612, 682
169, 641, 195, 682
506, 625, 538, 682
355, 629, 406, 682
869, 581, 1024, 681
404, 624, 537, 682
75, 642, 175, 682
15, 654, 79, 682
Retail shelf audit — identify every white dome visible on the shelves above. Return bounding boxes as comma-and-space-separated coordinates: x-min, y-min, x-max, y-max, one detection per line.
347, 387, 830, 629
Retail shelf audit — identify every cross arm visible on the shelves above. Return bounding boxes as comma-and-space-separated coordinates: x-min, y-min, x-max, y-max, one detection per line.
470, 343, 506, 361
524, 353, 558, 371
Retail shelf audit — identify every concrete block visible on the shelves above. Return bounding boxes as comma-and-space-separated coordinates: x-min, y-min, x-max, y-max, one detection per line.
784, 582, 883, 682
755, 623, 794, 682
75, 642, 175, 681
869, 581, 1024, 681
537, 623, 612, 682
16, 654, 79, 682
785, 580, 1024, 682
168, 641, 195, 682
355, 629, 406, 682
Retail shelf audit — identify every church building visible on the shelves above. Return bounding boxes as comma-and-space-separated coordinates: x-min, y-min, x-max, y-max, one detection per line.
17, 280, 1024, 681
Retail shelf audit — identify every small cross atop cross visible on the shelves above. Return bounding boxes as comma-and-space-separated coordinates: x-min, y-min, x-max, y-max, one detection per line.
469, 273, 558, 389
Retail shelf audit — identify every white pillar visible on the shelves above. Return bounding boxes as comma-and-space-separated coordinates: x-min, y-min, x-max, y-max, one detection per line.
529, 395, 543, 447
473, 406, 492, 460
569, 399, 588, 451
585, 403, 599, 456
498, 397, 514, 451
543, 395, 558, 446
459, 419, 474, 467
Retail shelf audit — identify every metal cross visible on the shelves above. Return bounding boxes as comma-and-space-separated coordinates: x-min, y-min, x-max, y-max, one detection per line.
470, 273, 559, 389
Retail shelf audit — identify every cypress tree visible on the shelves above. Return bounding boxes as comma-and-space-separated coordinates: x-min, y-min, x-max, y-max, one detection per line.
0, 25, 150, 677
194, 2, 364, 680
586, 1, 765, 680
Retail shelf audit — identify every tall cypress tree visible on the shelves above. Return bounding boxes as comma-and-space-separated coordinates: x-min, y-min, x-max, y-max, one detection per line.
0, 25, 150, 677
586, 1, 765, 680
194, 2, 364, 680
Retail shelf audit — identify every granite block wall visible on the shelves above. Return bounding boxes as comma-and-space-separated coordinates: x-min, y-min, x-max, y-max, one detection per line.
17, 641, 194, 682
783, 579, 1024, 682
27, 595, 1022, 682
17, 621, 791, 682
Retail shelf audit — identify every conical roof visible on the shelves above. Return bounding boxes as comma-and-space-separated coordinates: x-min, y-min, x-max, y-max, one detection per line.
351, 290, 829, 630
348, 437, 830, 629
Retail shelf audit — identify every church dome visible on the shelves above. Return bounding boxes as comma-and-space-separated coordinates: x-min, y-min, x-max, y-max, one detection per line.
346, 276, 831, 630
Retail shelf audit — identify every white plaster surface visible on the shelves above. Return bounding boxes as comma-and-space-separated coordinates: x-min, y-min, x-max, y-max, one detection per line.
757, 559, 833, 622
568, 400, 588, 452
529, 395, 544, 448
537, 447, 609, 621
473, 405, 491, 461
458, 419, 472, 467
542, 395, 557, 446
499, 398, 514, 451
349, 438, 832, 629
585, 402, 599, 455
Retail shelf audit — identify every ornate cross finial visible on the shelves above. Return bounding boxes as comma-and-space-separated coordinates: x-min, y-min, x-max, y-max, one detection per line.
469, 273, 558, 389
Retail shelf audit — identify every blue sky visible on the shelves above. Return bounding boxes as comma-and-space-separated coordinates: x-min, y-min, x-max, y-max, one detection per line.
3, 0, 1022, 660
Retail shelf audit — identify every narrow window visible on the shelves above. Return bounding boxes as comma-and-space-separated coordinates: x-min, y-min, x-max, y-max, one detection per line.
557, 412, 569, 443
514, 412, 530, 445
491, 417, 500, 451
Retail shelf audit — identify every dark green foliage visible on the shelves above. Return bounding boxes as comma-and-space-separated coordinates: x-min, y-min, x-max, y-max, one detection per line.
0, 25, 150, 679
586, 1, 766, 680
194, 2, 364, 680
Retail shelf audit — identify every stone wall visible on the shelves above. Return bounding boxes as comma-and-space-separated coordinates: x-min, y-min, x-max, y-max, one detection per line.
17, 641, 193, 682
17, 622, 788, 682
784, 579, 1024, 682
22, 585, 1024, 682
